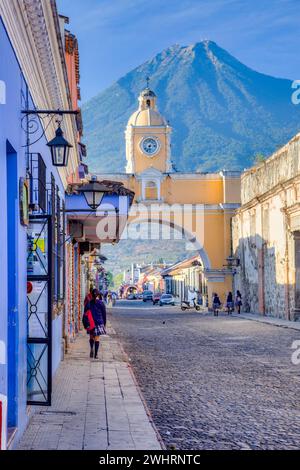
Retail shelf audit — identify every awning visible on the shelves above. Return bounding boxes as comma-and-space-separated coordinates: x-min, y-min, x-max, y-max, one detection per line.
65, 180, 134, 244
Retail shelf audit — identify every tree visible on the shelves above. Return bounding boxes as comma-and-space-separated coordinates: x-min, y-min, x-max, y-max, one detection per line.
113, 272, 124, 290
106, 271, 114, 288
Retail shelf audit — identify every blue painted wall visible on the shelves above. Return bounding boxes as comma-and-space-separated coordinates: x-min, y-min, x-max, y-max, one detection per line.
6, 142, 19, 429
0, 17, 66, 447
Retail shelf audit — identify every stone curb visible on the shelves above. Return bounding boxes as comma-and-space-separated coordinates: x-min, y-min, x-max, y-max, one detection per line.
232, 313, 300, 331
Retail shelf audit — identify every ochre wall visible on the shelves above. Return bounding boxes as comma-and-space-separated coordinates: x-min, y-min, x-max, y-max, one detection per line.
115, 172, 240, 296
132, 129, 169, 173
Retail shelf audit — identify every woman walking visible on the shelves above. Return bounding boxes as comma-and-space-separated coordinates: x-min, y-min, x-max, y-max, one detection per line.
212, 293, 221, 317
85, 289, 107, 359
235, 290, 242, 314
226, 292, 234, 315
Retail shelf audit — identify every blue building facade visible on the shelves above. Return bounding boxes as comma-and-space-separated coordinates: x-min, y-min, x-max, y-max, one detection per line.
0, 2, 134, 450
0, 17, 68, 448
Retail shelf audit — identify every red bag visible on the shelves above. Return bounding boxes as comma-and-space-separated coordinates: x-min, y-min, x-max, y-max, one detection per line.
82, 309, 95, 332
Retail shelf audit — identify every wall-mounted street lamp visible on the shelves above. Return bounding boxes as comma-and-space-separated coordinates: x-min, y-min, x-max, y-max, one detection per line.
47, 125, 72, 167
22, 109, 78, 167
226, 256, 240, 268
224, 256, 240, 276
80, 177, 105, 211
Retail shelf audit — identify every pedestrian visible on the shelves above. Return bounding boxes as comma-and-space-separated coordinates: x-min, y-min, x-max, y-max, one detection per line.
197, 290, 203, 306
226, 291, 234, 314
212, 293, 221, 316
235, 290, 242, 314
84, 286, 93, 308
107, 291, 112, 307
85, 289, 107, 359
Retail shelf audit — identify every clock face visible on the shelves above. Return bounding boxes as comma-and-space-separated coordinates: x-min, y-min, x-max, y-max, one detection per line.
141, 137, 160, 156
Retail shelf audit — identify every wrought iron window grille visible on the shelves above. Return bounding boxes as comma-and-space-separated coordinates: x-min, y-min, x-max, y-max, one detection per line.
27, 153, 47, 214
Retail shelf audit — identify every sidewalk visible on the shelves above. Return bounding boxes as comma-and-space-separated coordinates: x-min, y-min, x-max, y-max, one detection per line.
233, 312, 300, 331
17, 324, 163, 450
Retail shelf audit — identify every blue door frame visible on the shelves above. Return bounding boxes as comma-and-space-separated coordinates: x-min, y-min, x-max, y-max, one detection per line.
6, 141, 18, 429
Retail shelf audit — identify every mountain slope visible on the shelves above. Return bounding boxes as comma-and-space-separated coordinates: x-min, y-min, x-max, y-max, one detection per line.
82, 40, 300, 173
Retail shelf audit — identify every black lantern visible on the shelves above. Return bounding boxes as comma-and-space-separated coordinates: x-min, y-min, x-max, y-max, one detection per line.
80, 179, 105, 210
225, 256, 240, 268
47, 125, 72, 167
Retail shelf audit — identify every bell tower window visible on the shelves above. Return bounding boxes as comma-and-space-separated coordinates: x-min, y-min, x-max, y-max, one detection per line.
145, 181, 158, 200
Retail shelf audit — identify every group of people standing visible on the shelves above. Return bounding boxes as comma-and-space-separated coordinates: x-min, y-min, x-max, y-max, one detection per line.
83, 287, 107, 359
212, 290, 242, 317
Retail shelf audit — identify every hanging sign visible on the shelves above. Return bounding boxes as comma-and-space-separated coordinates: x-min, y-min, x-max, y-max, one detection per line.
19, 177, 29, 226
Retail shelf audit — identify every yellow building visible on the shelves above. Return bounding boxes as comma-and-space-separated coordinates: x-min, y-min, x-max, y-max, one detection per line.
161, 254, 208, 305
97, 86, 241, 305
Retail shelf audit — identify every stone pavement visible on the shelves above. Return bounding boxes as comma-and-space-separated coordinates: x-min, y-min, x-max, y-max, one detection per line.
110, 301, 300, 450
17, 324, 163, 450
233, 312, 300, 331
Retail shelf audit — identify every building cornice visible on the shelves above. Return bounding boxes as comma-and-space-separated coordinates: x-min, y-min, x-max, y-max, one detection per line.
0, 0, 80, 188
169, 173, 222, 180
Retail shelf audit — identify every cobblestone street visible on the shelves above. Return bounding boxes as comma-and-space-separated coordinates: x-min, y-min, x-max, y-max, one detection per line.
110, 301, 300, 450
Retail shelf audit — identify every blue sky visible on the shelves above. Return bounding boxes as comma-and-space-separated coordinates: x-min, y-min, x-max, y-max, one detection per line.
57, 0, 300, 102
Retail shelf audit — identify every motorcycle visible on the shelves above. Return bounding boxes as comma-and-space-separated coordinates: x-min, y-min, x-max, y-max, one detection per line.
181, 299, 201, 311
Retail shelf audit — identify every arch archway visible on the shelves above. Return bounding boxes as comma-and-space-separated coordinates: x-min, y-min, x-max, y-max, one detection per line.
123, 284, 138, 298
124, 217, 211, 270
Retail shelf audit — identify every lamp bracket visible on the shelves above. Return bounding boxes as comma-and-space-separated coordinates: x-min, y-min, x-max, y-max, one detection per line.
21, 109, 78, 148
22, 110, 79, 116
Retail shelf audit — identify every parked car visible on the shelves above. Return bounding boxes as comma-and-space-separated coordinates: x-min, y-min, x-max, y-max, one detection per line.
152, 292, 162, 305
142, 290, 153, 302
127, 293, 137, 300
137, 293, 143, 299
159, 294, 175, 306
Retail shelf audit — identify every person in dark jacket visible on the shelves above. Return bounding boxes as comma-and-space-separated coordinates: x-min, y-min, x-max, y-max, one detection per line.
85, 289, 107, 359
212, 293, 221, 316
226, 292, 234, 315
235, 290, 242, 314
84, 286, 94, 308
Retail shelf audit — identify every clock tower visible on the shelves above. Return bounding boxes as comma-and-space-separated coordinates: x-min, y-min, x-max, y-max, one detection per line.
125, 86, 172, 174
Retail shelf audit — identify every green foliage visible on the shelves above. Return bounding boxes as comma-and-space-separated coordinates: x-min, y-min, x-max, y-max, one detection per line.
254, 153, 266, 164
106, 271, 114, 288
113, 272, 124, 289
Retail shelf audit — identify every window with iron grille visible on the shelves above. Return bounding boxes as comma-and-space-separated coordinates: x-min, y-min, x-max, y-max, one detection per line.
60, 200, 66, 301
56, 188, 65, 302
27, 153, 47, 213
51, 174, 56, 307
48, 176, 66, 311
56, 187, 61, 302
38, 154, 46, 212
